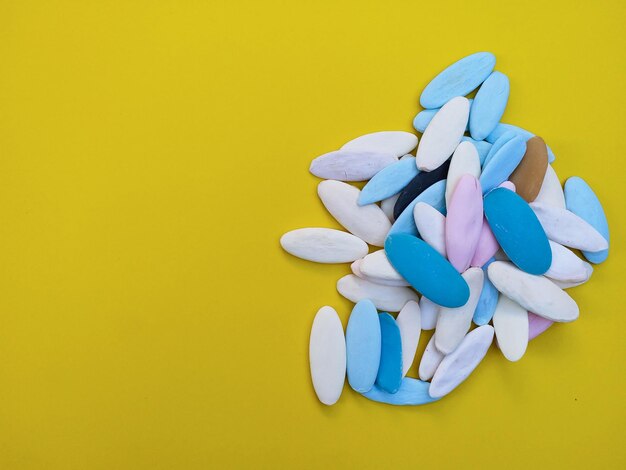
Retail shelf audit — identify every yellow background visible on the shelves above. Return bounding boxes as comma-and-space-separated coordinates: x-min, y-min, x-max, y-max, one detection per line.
0, 1, 624, 468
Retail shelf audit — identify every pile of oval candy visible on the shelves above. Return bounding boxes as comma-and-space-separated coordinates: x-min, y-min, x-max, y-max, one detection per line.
280, 52, 610, 406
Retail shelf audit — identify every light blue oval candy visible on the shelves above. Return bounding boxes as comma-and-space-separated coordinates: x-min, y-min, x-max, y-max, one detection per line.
387, 180, 446, 236
461, 137, 492, 166
385, 234, 470, 307
346, 300, 381, 393
486, 123, 556, 163
484, 188, 552, 275
420, 52, 496, 109
414, 99, 473, 133
472, 258, 499, 325
482, 130, 516, 168
564, 177, 609, 264
470, 71, 510, 141
479, 136, 526, 194
361, 377, 439, 406
358, 156, 419, 205
376, 313, 402, 394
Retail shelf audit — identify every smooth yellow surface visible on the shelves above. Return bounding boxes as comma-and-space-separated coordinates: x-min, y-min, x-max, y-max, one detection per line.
0, 1, 624, 468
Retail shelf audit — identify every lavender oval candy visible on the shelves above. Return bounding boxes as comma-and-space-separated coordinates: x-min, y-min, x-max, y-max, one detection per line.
470, 71, 510, 141
341, 131, 418, 157
420, 52, 496, 109
445, 175, 483, 273
564, 176, 609, 264
310, 150, 398, 181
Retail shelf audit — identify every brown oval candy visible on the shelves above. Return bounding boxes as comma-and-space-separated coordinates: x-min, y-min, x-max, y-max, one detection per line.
510, 136, 549, 202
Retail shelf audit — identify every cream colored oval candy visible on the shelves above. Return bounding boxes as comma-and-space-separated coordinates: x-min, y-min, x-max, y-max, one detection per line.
318, 180, 391, 246
487, 261, 579, 322
534, 164, 565, 208
419, 296, 440, 330
309, 306, 346, 405
337, 274, 419, 312
418, 334, 445, 381
435, 267, 484, 354
493, 295, 528, 362
444, 140, 481, 207
396, 300, 422, 376
414, 202, 447, 257
360, 249, 409, 286
280, 228, 369, 263
416, 97, 470, 171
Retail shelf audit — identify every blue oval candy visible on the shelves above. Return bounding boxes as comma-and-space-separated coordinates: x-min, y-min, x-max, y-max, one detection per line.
362, 377, 439, 406
564, 177, 609, 264
470, 71, 510, 141
387, 180, 447, 237
376, 313, 403, 394
346, 300, 381, 393
484, 188, 552, 275
420, 52, 496, 109
479, 135, 526, 194
461, 137, 492, 166
385, 234, 470, 307
358, 156, 419, 205
472, 258, 499, 325
413, 99, 473, 133
486, 123, 556, 163
482, 130, 517, 169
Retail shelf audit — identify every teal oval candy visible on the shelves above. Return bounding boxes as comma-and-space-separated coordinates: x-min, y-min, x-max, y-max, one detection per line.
358, 156, 419, 205
376, 313, 402, 394
564, 177, 609, 264
479, 135, 526, 194
361, 377, 439, 406
484, 188, 552, 275
470, 71, 510, 141
472, 258, 499, 325
387, 179, 446, 237
420, 52, 496, 109
385, 234, 469, 307
346, 300, 381, 393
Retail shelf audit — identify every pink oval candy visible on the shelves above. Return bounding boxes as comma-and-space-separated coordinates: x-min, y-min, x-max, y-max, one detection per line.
445, 174, 483, 272
528, 312, 553, 340
471, 181, 516, 267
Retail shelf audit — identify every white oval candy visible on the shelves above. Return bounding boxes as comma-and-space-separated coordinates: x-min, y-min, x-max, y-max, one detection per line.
545, 241, 593, 283
396, 300, 422, 376
418, 334, 445, 381
419, 296, 440, 330
318, 180, 391, 246
415, 97, 471, 171
337, 274, 419, 312
360, 249, 409, 286
444, 141, 481, 207
487, 261, 579, 322
341, 131, 418, 157
492, 295, 528, 362
552, 262, 593, 289
435, 267, 484, 354
381, 193, 400, 222
309, 306, 346, 405
530, 202, 609, 252
280, 228, 368, 263
534, 164, 565, 208
414, 202, 447, 257
429, 325, 494, 398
